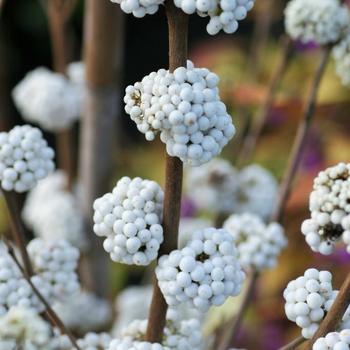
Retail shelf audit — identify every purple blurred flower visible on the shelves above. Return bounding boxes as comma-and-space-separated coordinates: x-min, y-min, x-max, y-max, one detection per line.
260, 321, 285, 350
180, 197, 197, 218
294, 40, 319, 52
314, 247, 350, 266
302, 128, 324, 172
266, 109, 286, 127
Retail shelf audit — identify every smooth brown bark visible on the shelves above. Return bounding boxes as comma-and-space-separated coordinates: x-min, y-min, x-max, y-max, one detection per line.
79, 0, 124, 296
145, 1, 188, 343
279, 336, 306, 350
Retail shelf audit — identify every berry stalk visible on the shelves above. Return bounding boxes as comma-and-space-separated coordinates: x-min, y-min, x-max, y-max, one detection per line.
218, 45, 330, 350
237, 36, 293, 167
2, 190, 34, 276
278, 336, 306, 350
303, 273, 350, 350
47, 0, 77, 188
145, 1, 188, 343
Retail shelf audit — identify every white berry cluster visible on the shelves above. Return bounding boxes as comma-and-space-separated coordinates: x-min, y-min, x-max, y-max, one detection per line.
120, 316, 202, 350
0, 125, 55, 193
110, 0, 162, 17
75, 333, 112, 350
185, 159, 278, 219
284, 268, 350, 339
185, 158, 238, 214
179, 217, 213, 248
22, 171, 87, 251
12, 68, 80, 132
235, 164, 278, 220
284, 0, 350, 45
113, 285, 153, 334
223, 213, 287, 271
124, 61, 235, 166
27, 238, 80, 301
53, 290, 112, 335
66, 61, 86, 116
0, 246, 48, 314
109, 338, 169, 350
332, 33, 350, 88
156, 227, 245, 313
93, 176, 164, 266
313, 330, 350, 350
301, 163, 350, 255
175, 0, 254, 35
0, 306, 51, 350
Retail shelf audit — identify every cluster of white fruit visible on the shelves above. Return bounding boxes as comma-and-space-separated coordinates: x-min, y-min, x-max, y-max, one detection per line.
110, 0, 162, 17
156, 227, 245, 312
0, 125, 55, 193
120, 316, 202, 350
223, 213, 287, 271
75, 332, 112, 350
109, 338, 169, 350
27, 238, 80, 301
22, 171, 87, 251
0, 247, 48, 314
175, 0, 254, 35
93, 176, 164, 265
284, 0, 349, 45
124, 61, 235, 166
284, 268, 350, 339
185, 159, 278, 219
179, 217, 213, 248
53, 290, 112, 335
301, 163, 350, 255
0, 306, 51, 350
12, 67, 81, 132
313, 330, 350, 349
333, 33, 350, 88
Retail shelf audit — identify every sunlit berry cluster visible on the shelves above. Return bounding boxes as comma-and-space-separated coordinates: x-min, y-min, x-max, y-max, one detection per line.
313, 330, 350, 349
301, 163, 350, 255
124, 61, 235, 166
223, 213, 287, 271
0, 125, 55, 193
156, 227, 245, 312
93, 176, 164, 265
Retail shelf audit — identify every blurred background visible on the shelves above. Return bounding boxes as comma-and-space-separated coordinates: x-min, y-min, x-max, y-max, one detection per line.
1, 0, 350, 349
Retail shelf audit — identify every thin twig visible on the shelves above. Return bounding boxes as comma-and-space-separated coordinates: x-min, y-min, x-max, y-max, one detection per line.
218, 46, 331, 350
145, 1, 188, 343
3, 240, 81, 350
272, 46, 331, 223
2, 190, 33, 276
237, 36, 293, 167
303, 273, 350, 350
278, 336, 306, 350
217, 270, 259, 350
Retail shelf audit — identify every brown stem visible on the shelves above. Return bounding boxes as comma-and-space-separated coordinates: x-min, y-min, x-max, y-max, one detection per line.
237, 36, 293, 167
279, 336, 306, 350
218, 46, 330, 350
303, 273, 350, 350
4, 240, 81, 350
79, 0, 124, 296
272, 46, 330, 223
47, 0, 76, 186
2, 190, 34, 276
145, 2, 188, 343
217, 270, 259, 350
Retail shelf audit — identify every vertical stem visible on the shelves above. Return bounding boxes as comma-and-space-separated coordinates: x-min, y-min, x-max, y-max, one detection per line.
272, 47, 330, 223
303, 273, 350, 350
79, 0, 124, 296
2, 190, 34, 276
217, 270, 259, 350
218, 46, 330, 350
145, 2, 188, 343
47, 0, 76, 186
237, 37, 293, 166
279, 336, 306, 350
